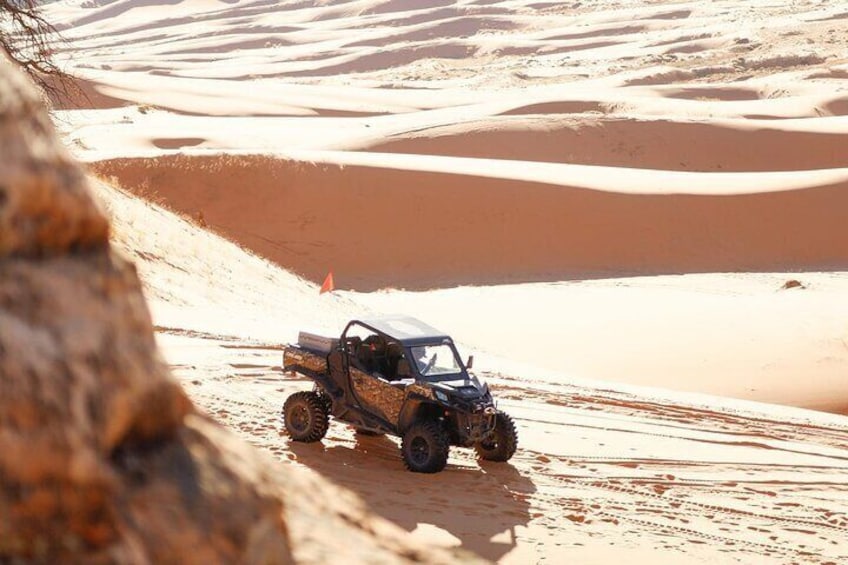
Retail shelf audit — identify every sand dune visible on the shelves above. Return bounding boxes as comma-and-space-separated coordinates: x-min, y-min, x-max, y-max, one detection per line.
47, 0, 848, 87
92, 153, 848, 290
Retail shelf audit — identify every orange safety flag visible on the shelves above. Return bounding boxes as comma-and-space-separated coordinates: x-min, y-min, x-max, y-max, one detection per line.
319, 271, 335, 295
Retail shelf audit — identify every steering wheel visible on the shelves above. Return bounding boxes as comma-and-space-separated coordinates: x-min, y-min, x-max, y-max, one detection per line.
423, 352, 438, 374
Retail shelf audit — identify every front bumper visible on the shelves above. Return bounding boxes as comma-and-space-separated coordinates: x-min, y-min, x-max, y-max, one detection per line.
453, 404, 497, 446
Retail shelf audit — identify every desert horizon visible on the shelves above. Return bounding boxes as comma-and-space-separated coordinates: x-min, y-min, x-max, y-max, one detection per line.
2, 0, 847, 563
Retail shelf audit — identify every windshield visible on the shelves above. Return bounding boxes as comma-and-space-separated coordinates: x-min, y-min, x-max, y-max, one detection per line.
410, 344, 462, 377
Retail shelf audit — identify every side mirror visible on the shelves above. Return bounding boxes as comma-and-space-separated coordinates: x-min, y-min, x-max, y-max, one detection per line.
466, 355, 474, 369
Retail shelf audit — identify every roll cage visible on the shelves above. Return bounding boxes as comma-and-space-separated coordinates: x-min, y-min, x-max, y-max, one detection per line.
340, 316, 469, 382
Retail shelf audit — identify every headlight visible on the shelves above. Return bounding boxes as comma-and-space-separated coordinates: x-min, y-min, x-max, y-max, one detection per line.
434, 390, 449, 402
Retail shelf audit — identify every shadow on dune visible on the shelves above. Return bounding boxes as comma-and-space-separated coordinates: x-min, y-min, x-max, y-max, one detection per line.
288, 434, 536, 562
93, 154, 848, 292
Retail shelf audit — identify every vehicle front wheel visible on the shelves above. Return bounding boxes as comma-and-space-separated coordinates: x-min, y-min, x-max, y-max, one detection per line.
282, 391, 329, 442
476, 412, 518, 462
401, 421, 450, 473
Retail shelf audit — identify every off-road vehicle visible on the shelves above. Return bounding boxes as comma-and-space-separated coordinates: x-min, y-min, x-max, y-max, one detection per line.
281, 315, 518, 473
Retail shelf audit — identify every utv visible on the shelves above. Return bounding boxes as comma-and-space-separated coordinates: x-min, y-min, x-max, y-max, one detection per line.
281, 315, 517, 473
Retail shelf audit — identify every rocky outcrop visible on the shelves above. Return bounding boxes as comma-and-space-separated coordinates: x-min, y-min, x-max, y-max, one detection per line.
0, 53, 289, 564
0, 59, 477, 564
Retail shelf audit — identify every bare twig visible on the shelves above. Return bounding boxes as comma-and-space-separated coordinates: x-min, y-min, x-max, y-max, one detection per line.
0, 1, 80, 104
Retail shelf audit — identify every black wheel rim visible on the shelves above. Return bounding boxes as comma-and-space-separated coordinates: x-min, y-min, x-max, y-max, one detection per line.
410, 436, 430, 466
289, 404, 310, 432
481, 427, 499, 451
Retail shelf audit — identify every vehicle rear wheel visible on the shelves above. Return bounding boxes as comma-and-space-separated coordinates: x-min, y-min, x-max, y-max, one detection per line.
475, 412, 518, 462
401, 421, 450, 473
282, 391, 329, 442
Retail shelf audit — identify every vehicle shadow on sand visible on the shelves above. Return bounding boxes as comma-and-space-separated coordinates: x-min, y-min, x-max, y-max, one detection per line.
288, 433, 536, 562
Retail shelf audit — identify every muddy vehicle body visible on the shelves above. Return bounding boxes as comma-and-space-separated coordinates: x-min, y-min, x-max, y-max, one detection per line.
282, 315, 517, 472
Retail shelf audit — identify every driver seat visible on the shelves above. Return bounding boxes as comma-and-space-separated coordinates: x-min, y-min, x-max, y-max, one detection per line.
385, 342, 404, 379
396, 358, 411, 379
390, 358, 413, 388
